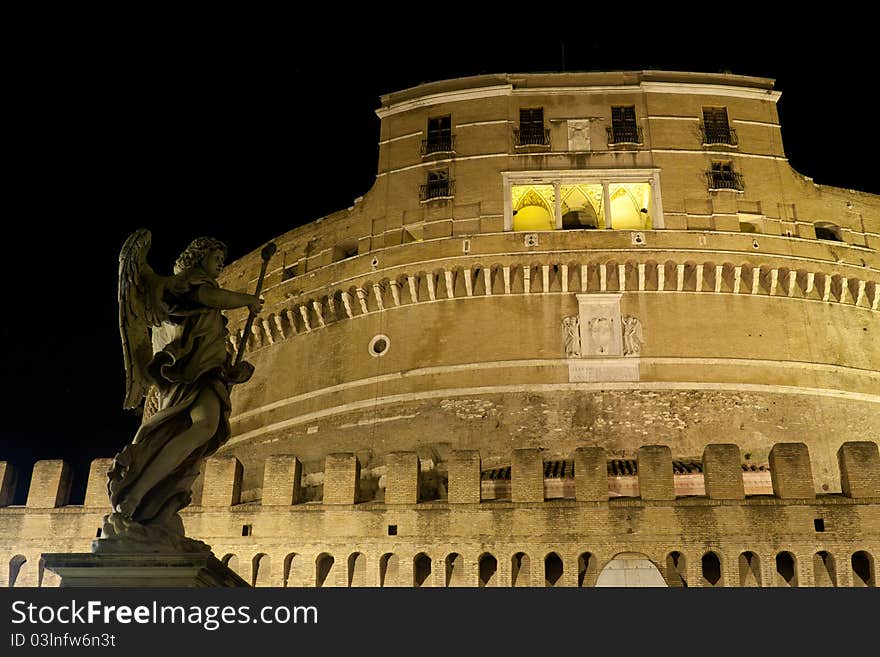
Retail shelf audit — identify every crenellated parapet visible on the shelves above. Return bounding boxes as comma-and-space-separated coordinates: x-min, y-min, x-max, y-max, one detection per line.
2, 441, 877, 587
2, 442, 877, 514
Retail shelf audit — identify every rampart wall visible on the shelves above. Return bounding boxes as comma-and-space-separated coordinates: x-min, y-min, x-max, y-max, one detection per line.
2, 441, 877, 587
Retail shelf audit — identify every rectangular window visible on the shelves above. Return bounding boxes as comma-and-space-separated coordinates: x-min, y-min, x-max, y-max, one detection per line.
608, 106, 642, 144
702, 107, 737, 145
509, 179, 654, 231
422, 115, 454, 155
515, 108, 549, 147
707, 161, 744, 191
420, 169, 454, 201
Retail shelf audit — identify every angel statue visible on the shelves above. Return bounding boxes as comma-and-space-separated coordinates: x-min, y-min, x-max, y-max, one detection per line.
98, 229, 273, 554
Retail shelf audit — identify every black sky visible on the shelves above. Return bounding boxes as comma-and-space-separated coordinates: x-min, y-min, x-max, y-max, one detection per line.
2, 21, 875, 503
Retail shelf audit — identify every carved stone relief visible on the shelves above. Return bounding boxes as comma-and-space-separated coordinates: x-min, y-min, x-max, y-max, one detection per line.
566, 294, 642, 382
576, 294, 624, 357
622, 316, 644, 357
562, 315, 581, 357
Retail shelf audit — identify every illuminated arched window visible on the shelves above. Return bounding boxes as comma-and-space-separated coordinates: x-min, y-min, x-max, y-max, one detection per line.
507, 173, 658, 231
608, 183, 651, 229
512, 186, 555, 231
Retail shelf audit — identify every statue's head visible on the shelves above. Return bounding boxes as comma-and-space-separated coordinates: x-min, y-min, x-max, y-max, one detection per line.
174, 237, 228, 275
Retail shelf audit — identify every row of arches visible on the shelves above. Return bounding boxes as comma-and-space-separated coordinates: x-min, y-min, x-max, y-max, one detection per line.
235, 259, 879, 351
4, 549, 874, 587
215, 548, 876, 589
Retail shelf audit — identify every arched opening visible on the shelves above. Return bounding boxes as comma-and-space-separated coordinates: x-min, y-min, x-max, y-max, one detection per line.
739, 552, 762, 587
775, 552, 798, 587
38, 558, 59, 588
379, 553, 398, 588
445, 553, 466, 587
347, 553, 366, 587
578, 552, 597, 587
814, 222, 843, 242
512, 185, 555, 232
316, 553, 335, 588
511, 553, 531, 588
413, 553, 432, 588
851, 551, 875, 587
596, 552, 666, 587
666, 551, 688, 588
701, 552, 723, 587
813, 551, 836, 587
608, 183, 651, 229
283, 553, 300, 588
252, 553, 272, 587
478, 553, 497, 588
8, 555, 26, 588
561, 184, 604, 229
545, 552, 564, 587
222, 554, 242, 579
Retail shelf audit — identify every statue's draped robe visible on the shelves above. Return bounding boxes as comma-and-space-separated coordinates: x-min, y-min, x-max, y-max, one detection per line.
108, 270, 232, 528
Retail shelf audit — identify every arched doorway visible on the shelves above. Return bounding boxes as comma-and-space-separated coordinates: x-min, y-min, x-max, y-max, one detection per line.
595, 552, 666, 587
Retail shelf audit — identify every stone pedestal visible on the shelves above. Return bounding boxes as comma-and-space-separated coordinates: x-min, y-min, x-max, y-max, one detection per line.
41, 553, 249, 587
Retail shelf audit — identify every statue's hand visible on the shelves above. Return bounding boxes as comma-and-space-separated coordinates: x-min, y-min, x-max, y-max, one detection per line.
224, 361, 255, 384
248, 296, 264, 315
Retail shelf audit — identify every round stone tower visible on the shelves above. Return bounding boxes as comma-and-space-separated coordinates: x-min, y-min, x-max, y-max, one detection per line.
216, 71, 879, 501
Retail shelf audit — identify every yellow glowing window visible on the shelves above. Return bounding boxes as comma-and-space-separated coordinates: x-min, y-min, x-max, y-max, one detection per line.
512, 184, 555, 231
608, 183, 652, 230
561, 184, 604, 229
510, 181, 652, 230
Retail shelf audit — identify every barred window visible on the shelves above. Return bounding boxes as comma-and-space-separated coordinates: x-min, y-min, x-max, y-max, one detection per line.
707, 161, 744, 191
515, 108, 549, 147
420, 169, 454, 201
422, 115, 453, 155
608, 106, 642, 144
703, 107, 737, 145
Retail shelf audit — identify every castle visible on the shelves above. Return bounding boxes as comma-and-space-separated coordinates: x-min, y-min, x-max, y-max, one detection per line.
2, 71, 878, 587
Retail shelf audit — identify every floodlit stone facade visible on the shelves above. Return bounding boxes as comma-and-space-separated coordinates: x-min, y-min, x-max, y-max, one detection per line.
2, 71, 878, 587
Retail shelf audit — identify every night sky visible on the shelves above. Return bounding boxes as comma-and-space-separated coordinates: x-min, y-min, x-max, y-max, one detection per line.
3, 24, 875, 504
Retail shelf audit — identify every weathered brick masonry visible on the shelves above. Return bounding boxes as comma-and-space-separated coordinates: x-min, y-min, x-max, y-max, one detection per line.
1, 442, 877, 587
2, 71, 878, 586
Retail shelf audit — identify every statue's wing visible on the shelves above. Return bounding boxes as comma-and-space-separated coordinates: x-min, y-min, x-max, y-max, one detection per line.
118, 229, 169, 409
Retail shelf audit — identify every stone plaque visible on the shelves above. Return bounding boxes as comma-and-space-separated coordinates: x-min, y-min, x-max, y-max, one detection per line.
568, 359, 639, 382
576, 293, 623, 357
567, 119, 591, 151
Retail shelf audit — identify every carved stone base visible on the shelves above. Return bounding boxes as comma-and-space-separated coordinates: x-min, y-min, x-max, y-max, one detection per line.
41, 552, 249, 587
95, 512, 210, 554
